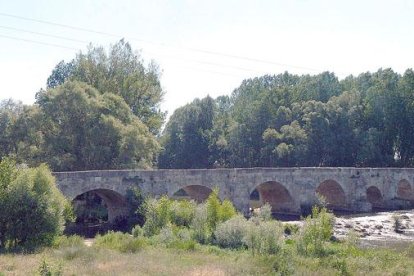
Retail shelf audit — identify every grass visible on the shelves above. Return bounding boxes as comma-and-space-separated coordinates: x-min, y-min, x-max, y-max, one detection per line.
0, 245, 271, 275
0, 239, 414, 275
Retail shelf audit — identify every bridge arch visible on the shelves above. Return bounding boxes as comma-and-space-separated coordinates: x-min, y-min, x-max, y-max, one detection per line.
316, 179, 346, 210
397, 179, 413, 201
366, 186, 384, 209
172, 185, 213, 203
73, 188, 129, 223
249, 181, 295, 213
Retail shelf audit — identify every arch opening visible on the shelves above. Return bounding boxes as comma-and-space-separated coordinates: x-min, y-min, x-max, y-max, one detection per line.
366, 186, 384, 210
397, 179, 413, 201
249, 181, 295, 215
172, 185, 213, 203
67, 189, 130, 237
316, 179, 346, 211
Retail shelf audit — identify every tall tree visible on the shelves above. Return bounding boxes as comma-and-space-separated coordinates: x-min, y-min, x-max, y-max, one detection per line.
46, 40, 165, 135
35, 81, 159, 171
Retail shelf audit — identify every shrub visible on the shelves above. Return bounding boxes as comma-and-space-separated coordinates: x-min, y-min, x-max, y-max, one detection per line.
220, 199, 237, 222
0, 160, 71, 251
205, 189, 237, 232
156, 224, 176, 245
94, 231, 146, 253
176, 227, 193, 241
206, 189, 222, 230
142, 197, 171, 236
191, 203, 211, 244
214, 215, 248, 249
284, 223, 300, 236
131, 225, 144, 238
296, 206, 334, 256
255, 203, 273, 221
170, 200, 196, 227
243, 220, 284, 255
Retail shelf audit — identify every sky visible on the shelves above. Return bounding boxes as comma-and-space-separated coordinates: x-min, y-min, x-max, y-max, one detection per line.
0, 0, 414, 116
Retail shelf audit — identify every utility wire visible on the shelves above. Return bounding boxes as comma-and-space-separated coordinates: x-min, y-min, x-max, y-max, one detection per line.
0, 12, 322, 72
0, 22, 274, 75
0, 33, 78, 50
0, 25, 89, 44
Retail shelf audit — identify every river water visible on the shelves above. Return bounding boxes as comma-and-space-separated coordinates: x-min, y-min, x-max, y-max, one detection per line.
333, 209, 414, 248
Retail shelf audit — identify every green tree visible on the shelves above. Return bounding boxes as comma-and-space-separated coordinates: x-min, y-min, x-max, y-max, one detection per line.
46, 60, 75, 89
35, 81, 159, 171
159, 96, 216, 169
62, 40, 166, 134
0, 159, 70, 250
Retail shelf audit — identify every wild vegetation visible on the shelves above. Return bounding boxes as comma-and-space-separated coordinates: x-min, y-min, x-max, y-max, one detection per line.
1, 193, 414, 275
0, 158, 71, 251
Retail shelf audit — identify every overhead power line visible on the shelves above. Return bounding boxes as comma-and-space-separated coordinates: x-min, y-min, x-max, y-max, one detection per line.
0, 12, 322, 72
0, 25, 89, 44
0, 33, 77, 50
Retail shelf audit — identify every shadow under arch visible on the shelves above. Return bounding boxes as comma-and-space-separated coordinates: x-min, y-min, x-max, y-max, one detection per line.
72, 188, 129, 224
249, 181, 295, 215
397, 179, 413, 201
172, 185, 213, 203
316, 179, 346, 211
366, 186, 384, 210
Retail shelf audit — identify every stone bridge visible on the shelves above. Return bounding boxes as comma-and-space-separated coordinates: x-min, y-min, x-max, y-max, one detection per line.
54, 167, 414, 222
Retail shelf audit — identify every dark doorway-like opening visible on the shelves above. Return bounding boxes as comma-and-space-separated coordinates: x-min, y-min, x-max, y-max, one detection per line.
366, 186, 384, 211
172, 185, 213, 203
316, 179, 347, 212
249, 181, 296, 219
397, 179, 413, 200
65, 189, 130, 237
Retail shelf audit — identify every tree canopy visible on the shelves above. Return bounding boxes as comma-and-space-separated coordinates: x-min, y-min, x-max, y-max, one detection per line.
159, 69, 414, 168
46, 39, 165, 135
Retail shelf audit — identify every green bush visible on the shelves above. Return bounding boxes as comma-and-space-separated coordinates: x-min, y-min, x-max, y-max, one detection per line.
206, 189, 237, 232
156, 224, 176, 245
220, 199, 237, 221
255, 203, 273, 221
142, 197, 171, 236
170, 200, 196, 227
176, 227, 193, 241
243, 220, 284, 255
214, 215, 248, 249
296, 206, 334, 256
0, 159, 71, 251
191, 203, 212, 244
94, 231, 146, 253
284, 223, 300, 236
131, 225, 144, 238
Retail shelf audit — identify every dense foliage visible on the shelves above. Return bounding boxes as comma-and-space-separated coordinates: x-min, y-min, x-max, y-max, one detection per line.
0, 40, 162, 171
0, 159, 71, 250
159, 69, 414, 168
47, 39, 165, 135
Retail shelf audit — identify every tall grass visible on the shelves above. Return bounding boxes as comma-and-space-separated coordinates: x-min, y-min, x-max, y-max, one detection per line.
94, 231, 147, 253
